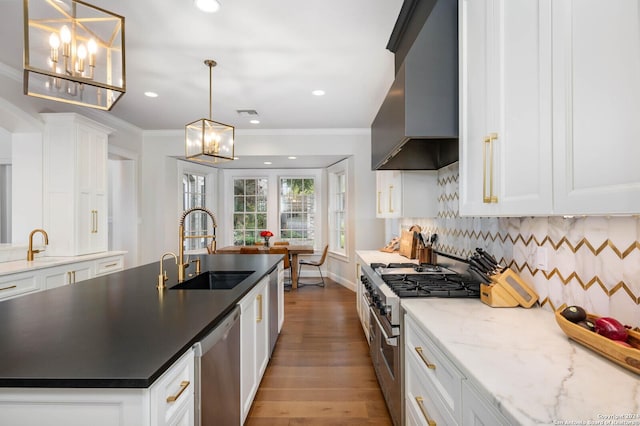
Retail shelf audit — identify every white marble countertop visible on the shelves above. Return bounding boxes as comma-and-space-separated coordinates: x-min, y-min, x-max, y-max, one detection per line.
357, 249, 419, 266
0, 251, 127, 276
402, 299, 640, 425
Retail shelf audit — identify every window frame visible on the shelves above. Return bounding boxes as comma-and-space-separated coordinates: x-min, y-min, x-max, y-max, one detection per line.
327, 159, 349, 258
278, 176, 317, 246
177, 161, 216, 254
232, 176, 269, 246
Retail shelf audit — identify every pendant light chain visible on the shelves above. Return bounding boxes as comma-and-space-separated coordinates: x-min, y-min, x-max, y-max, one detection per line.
205, 59, 217, 121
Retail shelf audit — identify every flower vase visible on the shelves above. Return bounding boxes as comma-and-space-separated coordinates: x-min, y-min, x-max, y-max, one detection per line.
264, 237, 270, 247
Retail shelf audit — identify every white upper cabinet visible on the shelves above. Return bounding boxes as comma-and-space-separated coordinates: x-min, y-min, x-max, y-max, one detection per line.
552, 0, 640, 215
376, 171, 438, 219
459, 0, 553, 216
42, 113, 112, 256
460, 0, 640, 216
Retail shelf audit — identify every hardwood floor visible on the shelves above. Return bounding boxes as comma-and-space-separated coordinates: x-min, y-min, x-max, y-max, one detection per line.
245, 279, 392, 425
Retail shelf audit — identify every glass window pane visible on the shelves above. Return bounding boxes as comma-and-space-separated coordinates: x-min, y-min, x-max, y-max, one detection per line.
234, 179, 245, 195
233, 178, 268, 245
246, 196, 256, 212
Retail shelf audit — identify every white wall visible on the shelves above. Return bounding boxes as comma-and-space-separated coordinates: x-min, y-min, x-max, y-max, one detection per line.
140, 129, 385, 287
11, 132, 42, 244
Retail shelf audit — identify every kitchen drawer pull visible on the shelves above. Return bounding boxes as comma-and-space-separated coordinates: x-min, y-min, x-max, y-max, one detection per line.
166, 380, 190, 403
257, 294, 263, 323
0, 285, 17, 291
388, 185, 394, 213
415, 396, 436, 426
377, 191, 382, 214
415, 346, 436, 370
104, 262, 118, 268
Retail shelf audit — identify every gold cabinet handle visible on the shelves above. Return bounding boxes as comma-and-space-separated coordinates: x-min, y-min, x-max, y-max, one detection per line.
415, 347, 436, 370
166, 380, 190, 403
94, 210, 98, 233
72, 271, 76, 283
377, 191, 382, 214
388, 185, 394, 213
483, 134, 499, 203
104, 263, 118, 268
415, 397, 437, 426
0, 285, 17, 291
482, 136, 490, 203
257, 294, 263, 323
67, 271, 72, 285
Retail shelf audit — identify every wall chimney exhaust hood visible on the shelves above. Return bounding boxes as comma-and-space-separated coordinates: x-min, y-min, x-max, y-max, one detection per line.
371, 0, 458, 170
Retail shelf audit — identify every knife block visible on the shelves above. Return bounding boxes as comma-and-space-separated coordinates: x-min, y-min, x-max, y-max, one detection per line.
480, 283, 519, 307
480, 268, 539, 308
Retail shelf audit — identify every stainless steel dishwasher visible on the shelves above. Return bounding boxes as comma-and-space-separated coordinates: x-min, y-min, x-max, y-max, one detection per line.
193, 305, 241, 426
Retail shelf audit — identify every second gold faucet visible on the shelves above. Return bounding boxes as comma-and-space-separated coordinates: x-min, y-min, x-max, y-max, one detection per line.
27, 229, 49, 261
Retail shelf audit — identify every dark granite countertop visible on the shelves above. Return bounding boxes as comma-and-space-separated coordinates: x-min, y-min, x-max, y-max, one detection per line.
0, 254, 281, 388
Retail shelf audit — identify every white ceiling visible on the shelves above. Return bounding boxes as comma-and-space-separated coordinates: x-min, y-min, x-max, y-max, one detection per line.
0, 0, 403, 169
0, 0, 402, 133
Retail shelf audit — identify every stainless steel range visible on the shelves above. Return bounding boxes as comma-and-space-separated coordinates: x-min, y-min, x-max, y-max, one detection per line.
361, 259, 480, 426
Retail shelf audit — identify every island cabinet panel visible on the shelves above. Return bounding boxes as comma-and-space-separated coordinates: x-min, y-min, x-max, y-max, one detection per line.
149, 348, 195, 426
42, 113, 112, 256
0, 348, 195, 426
239, 276, 269, 423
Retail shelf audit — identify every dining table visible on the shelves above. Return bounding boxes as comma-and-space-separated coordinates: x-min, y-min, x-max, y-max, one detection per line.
215, 244, 314, 289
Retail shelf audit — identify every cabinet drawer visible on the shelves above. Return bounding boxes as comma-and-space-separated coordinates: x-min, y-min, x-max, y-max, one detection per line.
0, 272, 40, 301
405, 352, 457, 426
150, 349, 195, 426
94, 256, 124, 276
462, 381, 511, 426
405, 314, 464, 418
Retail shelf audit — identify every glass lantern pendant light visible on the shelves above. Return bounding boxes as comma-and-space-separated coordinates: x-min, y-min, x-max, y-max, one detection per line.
23, 0, 126, 110
185, 60, 235, 164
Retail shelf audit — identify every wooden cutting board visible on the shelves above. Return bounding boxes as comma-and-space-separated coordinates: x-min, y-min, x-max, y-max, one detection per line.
399, 230, 417, 259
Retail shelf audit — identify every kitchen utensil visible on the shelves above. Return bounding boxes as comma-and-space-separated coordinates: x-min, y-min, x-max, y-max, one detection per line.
399, 230, 418, 259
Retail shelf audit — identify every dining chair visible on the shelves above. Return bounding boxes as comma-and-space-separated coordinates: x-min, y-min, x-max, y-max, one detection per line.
240, 247, 260, 254
297, 245, 329, 287
269, 246, 292, 290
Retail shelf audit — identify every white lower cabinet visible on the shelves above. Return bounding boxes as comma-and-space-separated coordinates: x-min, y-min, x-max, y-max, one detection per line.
462, 381, 510, 426
42, 261, 93, 289
0, 253, 125, 300
404, 311, 510, 426
0, 271, 41, 301
239, 276, 269, 423
149, 349, 195, 426
0, 348, 195, 426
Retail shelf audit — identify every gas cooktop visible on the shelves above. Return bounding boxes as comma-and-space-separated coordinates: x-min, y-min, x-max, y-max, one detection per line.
370, 262, 481, 298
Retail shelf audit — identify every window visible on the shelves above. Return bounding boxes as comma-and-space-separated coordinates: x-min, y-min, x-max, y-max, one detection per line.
329, 170, 346, 255
233, 177, 268, 245
279, 177, 315, 245
182, 173, 207, 251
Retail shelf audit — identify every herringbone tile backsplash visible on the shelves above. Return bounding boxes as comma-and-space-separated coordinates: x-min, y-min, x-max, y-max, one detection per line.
400, 162, 640, 327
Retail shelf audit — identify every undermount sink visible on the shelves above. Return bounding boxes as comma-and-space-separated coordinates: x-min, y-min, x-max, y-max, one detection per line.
170, 270, 254, 290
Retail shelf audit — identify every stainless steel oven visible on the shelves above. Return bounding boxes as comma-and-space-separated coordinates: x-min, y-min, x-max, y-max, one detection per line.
369, 303, 401, 426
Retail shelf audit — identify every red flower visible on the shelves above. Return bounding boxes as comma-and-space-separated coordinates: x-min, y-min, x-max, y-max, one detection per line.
260, 230, 273, 238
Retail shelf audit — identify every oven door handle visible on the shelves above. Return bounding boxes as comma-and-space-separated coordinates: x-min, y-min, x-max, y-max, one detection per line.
370, 307, 398, 347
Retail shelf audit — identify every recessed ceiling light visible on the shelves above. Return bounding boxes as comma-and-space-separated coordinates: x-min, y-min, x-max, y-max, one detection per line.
194, 0, 220, 13
288, 156, 297, 160
312, 90, 325, 96
250, 119, 260, 124
144, 91, 158, 98
263, 161, 272, 165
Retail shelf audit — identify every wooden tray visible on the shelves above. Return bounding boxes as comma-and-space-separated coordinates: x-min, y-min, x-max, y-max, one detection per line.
555, 310, 640, 375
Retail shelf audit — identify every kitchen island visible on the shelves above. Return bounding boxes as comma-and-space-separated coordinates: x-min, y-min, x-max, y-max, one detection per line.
0, 253, 281, 387
0, 253, 282, 424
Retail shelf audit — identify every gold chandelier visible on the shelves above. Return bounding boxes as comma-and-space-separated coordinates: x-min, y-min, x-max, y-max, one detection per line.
185, 60, 235, 164
23, 0, 125, 110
